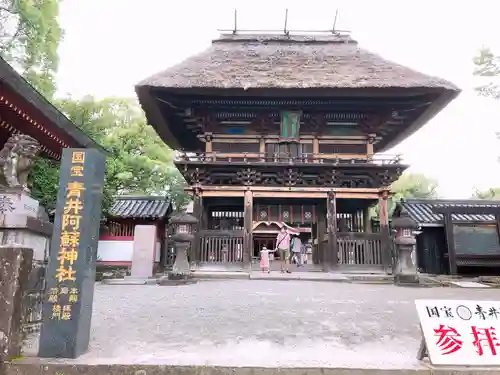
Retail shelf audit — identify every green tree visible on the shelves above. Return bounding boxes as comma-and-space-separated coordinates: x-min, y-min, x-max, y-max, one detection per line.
473, 47, 500, 99
472, 187, 500, 200
391, 172, 439, 201
371, 172, 439, 218
0, 0, 62, 97
30, 96, 189, 213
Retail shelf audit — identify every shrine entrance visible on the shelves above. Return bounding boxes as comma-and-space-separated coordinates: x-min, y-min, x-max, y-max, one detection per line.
193, 195, 390, 273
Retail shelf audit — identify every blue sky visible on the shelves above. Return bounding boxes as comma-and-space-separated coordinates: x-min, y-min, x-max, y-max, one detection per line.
56, 0, 500, 198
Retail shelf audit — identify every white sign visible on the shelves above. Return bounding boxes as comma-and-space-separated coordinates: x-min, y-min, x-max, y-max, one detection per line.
416, 299, 500, 366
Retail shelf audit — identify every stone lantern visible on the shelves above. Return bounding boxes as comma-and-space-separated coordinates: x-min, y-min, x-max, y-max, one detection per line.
392, 207, 420, 285
161, 211, 198, 284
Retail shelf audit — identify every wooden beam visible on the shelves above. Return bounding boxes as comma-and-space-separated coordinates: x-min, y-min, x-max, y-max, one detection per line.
192, 192, 203, 265
253, 191, 327, 198
443, 214, 458, 275
201, 191, 245, 197
197, 185, 387, 193
327, 191, 338, 270
243, 190, 253, 269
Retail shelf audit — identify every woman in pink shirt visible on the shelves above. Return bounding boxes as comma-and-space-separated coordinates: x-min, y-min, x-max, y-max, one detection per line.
275, 227, 291, 273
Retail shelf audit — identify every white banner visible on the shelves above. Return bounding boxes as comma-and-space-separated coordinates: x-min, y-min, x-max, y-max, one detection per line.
416, 299, 500, 366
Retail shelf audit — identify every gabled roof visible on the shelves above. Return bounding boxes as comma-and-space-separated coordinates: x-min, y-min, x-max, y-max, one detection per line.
399, 199, 500, 226
136, 33, 460, 152
138, 34, 459, 91
109, 196, 172, 220
0, 56, 105, 153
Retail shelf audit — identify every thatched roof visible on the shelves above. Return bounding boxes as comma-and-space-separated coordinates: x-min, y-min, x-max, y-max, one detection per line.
138, 34, 459, 91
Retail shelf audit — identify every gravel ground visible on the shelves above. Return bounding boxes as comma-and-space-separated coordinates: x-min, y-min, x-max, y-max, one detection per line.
23, 281, 500, 368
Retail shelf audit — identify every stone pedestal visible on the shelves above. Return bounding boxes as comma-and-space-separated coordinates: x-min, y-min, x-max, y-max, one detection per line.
394, 236, 419, 285
0, 190, 52, 260
0, 247, 33, 361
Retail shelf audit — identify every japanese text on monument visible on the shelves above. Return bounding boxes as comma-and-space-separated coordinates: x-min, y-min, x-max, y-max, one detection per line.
49, 151, 86, 321
416, 299, 500, 366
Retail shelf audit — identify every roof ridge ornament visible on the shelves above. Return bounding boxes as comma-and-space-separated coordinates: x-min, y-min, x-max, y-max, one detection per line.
219, 8, 351, 36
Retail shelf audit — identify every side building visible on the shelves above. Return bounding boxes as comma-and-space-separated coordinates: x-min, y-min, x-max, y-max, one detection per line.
136, 33, 459, 272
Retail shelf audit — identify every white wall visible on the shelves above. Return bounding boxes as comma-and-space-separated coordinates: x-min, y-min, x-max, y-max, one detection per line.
97, 239, 161, 264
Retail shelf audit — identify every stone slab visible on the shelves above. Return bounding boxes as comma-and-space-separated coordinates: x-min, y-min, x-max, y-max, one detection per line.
250, 272, 349, 282
6, 363, 500, 375
130, 225, 156, 278
101, 278, 158, 285
449, 281, 491, 288
191, 271, 250, 280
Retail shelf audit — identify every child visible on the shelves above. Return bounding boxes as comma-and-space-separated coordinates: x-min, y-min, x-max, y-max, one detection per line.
260, 245, 271, 273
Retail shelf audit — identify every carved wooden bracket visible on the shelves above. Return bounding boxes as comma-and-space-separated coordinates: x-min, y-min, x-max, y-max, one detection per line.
359, 114, 389, 134
249, 114, 274, 133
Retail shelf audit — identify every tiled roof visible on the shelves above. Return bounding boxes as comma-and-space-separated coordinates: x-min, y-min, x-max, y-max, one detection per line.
400, 199, 500, 226
109, 196, 171, 219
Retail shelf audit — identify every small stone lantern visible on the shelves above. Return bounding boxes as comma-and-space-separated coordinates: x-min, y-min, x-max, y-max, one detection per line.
392, 207, 420, 285
162, 212, 198, 284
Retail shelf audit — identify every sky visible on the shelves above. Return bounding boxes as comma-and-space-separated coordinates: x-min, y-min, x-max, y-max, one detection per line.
56, 0, 500, 198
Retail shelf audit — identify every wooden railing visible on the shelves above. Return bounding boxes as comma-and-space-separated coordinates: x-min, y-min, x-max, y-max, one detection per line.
175, 151, 403, 166
337, 232, 384, 266
198, 230, 244, 264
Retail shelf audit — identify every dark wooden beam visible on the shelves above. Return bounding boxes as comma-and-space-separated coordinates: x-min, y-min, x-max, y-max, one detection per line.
443, 213, 458, 275
243, 190, 253, 269
327, 191, 338, 270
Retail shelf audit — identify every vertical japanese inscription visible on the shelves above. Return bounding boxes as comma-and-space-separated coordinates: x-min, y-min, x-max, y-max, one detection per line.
39, 148, 106, 358
50, 151, 85, 321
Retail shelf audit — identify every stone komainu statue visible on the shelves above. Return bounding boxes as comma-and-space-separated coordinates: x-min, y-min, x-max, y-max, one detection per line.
0, 134, 41, 191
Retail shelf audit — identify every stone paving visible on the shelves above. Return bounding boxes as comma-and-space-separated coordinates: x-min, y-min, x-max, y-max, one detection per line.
23, 281, 500, 368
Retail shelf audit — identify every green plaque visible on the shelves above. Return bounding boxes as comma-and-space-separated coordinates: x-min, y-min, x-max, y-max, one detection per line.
280, 111, 301, 140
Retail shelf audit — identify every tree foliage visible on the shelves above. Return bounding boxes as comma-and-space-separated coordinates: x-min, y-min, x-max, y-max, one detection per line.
391, 172, 439, 201
474, 47, 500, 99
371, 172, 439, 218
472, 187, 500, 200
29, 97, 189, 214
0, 0, 62, 97
0, 2, 189, 215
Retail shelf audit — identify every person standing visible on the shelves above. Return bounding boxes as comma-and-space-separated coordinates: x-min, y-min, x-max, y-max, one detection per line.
260, 245, 270, 273
291, 234, 303, 267
275, 227, 291, 273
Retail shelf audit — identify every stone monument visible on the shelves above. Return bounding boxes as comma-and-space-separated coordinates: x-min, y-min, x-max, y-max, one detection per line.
38, 148, 106, 358
130, 224, 157, 279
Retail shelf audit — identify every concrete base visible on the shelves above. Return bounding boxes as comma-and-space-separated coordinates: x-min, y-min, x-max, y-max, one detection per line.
157, 278, 198, 286
101, 277, 157, 285
6, 362, 500, 375
394, 274, 420, 285
251, 272, 349, 282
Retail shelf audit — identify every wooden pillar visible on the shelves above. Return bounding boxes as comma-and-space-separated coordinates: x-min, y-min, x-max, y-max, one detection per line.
259, 137, 265, 161
327, 191, 338, 270
313, 137, 319, 163
443, 213, 457, 275
366, 134, 375, 157
378, 190, 391, 271
191, 190, 203, 265
204, 133, 213, 157
316, 204, 326, 266
363, 207, 372, 233
243, 190, 253, 269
